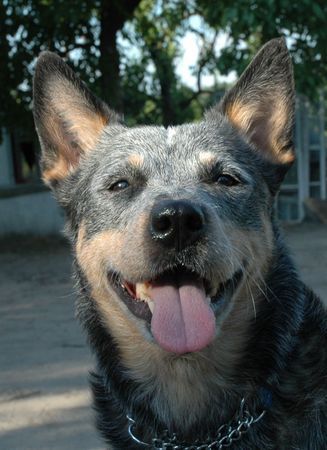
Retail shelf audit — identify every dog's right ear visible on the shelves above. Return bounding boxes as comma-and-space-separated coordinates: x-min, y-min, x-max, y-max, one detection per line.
33, 52, 121, 187
207, 38, 295, 170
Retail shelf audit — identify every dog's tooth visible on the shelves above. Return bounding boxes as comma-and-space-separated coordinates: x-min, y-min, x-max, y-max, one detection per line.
147, 300, 154, 313
136, 282, 151, 301
206, 296, 211, 304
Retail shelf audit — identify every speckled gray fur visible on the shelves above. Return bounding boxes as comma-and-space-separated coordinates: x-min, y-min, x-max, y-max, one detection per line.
33, 38, 327, 450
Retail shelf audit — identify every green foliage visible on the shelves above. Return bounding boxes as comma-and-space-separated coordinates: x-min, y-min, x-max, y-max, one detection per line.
0, 0, 326, 134
1, 0, 100, 132
0, 0, 205, 130
197, 0, 327, 98
125, 0, 203, 125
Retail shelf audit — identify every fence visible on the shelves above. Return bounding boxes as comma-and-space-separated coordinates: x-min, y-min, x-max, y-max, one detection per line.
277, 94, 326, 222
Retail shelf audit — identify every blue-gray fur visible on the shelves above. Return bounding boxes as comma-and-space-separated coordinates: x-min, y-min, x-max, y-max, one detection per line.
33, 38, 327, 449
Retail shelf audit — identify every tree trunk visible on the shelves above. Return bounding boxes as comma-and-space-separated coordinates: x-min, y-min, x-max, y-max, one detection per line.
99, 0, 141, 112
150, 48, 179, 126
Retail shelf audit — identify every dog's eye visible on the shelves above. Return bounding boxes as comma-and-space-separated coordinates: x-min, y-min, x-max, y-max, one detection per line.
109, 180, 130, 191
215, 174, 239, 187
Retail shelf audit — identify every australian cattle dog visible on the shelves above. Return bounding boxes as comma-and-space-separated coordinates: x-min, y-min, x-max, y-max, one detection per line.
33, 38, 326, 449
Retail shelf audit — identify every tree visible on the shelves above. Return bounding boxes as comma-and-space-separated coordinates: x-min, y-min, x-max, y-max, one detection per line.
196, 0, 327, 97
0, 0, 141, 133
123, 0, 219, 125
98, 0, 141, 110
0, 0, 217, 131
131, 0, 193, 125
1, 0, 326, 136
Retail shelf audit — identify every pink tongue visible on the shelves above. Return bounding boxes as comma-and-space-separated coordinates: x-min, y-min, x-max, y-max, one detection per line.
150, 281, 216, 354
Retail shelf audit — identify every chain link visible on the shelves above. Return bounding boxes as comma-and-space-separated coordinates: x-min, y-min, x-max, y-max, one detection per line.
127, 399, 266, 450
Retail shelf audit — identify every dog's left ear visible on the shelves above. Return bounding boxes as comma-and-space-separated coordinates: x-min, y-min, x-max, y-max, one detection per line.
33, 52, 121, 187
211, 38, 295, 169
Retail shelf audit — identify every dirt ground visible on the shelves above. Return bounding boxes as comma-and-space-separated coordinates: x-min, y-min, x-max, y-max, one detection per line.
0, 223, 326, 450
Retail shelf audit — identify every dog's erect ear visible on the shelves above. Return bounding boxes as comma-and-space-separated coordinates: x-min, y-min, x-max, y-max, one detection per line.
33, 52, 121, 185
211, 38, 295, 166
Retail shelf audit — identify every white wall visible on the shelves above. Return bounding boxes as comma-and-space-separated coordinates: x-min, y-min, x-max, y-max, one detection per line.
0, 191, 65, 235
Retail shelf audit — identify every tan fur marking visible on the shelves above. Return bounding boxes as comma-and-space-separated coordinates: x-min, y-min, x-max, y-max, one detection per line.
76, 224, 153, 340
42, 154, 74, 183
199, 152, 216, 165
51, 78, 108, 153
66, 111, 107, 152
128, 154, 144, 167
76, 224, 160, 375
41, 80, 108, 183
269, 103, 295, 164
226, 98, 294, 164
228, 214, 273, 275
226, 100, 255, 136
76, 225, 124, 287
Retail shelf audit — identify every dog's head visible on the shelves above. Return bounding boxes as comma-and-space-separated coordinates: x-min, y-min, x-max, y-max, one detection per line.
33, 38, 294, 356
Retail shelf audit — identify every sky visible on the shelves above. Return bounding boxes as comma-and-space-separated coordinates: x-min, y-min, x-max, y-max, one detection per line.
119, 14, 237, 93
176, 27, 237, 89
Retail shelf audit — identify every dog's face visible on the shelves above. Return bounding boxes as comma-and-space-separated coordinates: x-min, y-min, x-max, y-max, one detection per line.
33, 38, 294, 356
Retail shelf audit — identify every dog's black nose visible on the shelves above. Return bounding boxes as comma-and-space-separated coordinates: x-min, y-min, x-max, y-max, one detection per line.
150, 200, 205, 250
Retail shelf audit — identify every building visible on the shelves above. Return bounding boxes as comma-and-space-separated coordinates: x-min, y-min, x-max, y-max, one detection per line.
0, 128, 64, 235
277, 96, 326, 221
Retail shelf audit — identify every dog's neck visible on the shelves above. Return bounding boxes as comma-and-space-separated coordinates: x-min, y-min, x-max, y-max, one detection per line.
125, 391, 270, 448
91, 363, 273, 448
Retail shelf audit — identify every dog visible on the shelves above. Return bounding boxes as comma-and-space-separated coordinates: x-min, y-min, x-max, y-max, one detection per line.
33, 38, 326, 449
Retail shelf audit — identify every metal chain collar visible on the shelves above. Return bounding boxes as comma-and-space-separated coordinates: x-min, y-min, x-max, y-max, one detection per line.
127, 398, 266, 450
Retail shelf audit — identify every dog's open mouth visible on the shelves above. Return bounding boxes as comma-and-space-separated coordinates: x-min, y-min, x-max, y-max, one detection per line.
109, 267, 243, 354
